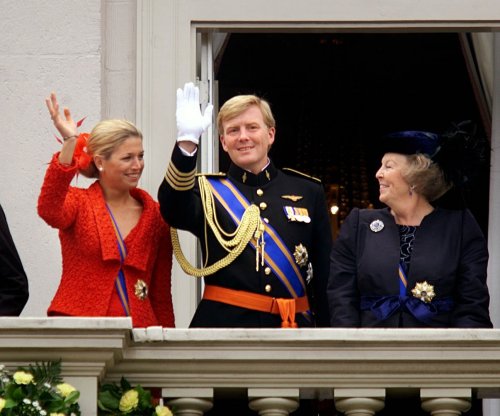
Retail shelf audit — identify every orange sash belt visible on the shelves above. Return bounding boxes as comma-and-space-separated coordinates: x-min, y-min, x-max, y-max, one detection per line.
203, 285, 310, 328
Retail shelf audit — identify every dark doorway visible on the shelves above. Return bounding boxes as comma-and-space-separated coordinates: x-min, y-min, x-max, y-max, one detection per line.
216, 33, 490, 235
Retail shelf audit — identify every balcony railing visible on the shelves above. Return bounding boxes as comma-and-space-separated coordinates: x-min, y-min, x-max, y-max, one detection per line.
1, 318, 500, 415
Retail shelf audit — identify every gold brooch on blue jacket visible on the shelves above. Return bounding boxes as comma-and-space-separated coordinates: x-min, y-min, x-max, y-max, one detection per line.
134, 279, 148, 300
370, 219, 384, 232
411, 281, 435, 303
293, 243, 308, 267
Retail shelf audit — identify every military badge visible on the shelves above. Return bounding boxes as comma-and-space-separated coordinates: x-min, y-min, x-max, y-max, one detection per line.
281, 195, 303, 202
134, 279, 148, 300
284, 206, 311, 223
411, 281, 435, 303
370, 219, 384, 233
293, 243, 309, 267
306, 262, 314, 284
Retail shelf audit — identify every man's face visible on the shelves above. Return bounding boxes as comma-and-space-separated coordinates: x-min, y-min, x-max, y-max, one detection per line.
220, 105, 275, 174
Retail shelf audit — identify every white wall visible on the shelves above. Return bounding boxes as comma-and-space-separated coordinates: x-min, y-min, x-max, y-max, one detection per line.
0, 0, 174, 322
0, 0, 102, 316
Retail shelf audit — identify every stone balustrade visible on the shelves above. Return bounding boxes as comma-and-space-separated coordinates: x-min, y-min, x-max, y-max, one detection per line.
1, 318, 500, 415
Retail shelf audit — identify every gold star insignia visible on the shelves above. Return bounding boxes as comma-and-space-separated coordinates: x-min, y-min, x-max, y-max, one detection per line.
411, 281, 435, 303
293, 243, 309, 267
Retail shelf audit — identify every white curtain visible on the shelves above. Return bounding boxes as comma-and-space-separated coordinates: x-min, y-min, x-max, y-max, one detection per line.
471, 33, 494, 111
483, 33, 500, 416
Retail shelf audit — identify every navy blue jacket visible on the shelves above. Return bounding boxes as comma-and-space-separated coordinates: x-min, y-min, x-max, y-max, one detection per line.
328, 207, 492, 328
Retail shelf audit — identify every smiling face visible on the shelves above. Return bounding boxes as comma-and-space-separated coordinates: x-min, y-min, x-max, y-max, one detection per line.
219, 105, 275, 174
375, 152, 411, 207
95, 136, 144, 192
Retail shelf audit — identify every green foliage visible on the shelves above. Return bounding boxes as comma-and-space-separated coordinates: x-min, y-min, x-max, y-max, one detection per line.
28, 360, 63, 386
98, 377, 171, 416
0, 361, 81, 415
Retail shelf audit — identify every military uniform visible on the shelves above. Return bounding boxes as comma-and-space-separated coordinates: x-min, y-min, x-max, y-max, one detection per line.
0, 205, 29, 316
158, 145, 332, 328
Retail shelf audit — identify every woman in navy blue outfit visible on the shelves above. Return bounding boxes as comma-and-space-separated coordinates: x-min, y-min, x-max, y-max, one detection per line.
328, 128, 491, 415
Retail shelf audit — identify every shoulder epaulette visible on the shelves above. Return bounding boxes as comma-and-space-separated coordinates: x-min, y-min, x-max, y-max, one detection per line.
195, 172, 227, 178
282, 167, 322, 184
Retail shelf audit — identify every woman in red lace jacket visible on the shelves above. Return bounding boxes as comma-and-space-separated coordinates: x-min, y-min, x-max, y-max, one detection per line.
38, 92, 174, 328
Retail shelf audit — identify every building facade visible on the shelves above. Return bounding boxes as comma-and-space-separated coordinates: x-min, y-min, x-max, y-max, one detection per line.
1, 0, 500, 326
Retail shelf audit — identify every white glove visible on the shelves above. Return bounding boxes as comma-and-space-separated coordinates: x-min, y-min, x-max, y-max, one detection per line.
176, 82, 213, 144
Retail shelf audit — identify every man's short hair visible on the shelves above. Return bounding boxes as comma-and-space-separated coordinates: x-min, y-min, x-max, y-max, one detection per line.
217, 95, 276, 133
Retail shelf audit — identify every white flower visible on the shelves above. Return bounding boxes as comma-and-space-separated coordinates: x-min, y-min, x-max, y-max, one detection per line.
23, 398, 32, 404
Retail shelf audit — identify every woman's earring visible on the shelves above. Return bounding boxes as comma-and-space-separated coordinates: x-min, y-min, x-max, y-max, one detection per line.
98, 166, 103, 172
409, 185, 415, 196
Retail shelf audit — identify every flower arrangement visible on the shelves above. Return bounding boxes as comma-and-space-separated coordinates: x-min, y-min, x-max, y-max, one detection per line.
98, 378, 172, 416
0, 361, 80, 415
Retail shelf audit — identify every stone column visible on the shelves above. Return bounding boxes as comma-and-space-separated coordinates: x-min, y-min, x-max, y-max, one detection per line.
164, 388, 213, 416
65, 376, 99, 416
248, 388, 300, 416
421, 388, 471, 416
334, 388, 385, 416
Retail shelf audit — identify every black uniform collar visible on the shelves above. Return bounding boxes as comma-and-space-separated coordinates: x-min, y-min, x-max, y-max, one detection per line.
228, 160, 278, 186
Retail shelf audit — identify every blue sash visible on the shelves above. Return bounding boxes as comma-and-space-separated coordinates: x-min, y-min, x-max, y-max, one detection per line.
207, 177, 306, 298
361, 262, 454, 325
361, 294, 454, 325
106, 204, 131, 316
398, 262, 407, 296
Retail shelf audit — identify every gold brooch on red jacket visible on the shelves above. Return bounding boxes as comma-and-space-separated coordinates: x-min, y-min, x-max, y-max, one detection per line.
411, 281, 435, 303
134, 279, 148, 300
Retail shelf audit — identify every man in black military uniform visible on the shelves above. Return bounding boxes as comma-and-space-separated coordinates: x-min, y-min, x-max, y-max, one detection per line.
158, 82, 332, 328
0, 204, 29, 315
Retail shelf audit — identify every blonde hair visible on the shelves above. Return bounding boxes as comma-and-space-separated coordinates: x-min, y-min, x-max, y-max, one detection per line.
403, 153, 451, 202
217, 95, 275, 133
80, 119, 142, 178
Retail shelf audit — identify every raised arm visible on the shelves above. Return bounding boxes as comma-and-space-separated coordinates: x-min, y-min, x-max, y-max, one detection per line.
158, 83, 212, 234
45, 92, 79, 165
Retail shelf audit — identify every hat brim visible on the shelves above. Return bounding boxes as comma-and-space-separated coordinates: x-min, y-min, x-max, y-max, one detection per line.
381, 131, 441, 158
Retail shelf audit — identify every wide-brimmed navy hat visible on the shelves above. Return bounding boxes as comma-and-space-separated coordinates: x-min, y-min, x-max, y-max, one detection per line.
382, 121, 489, 187
382, 130, 442, 159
